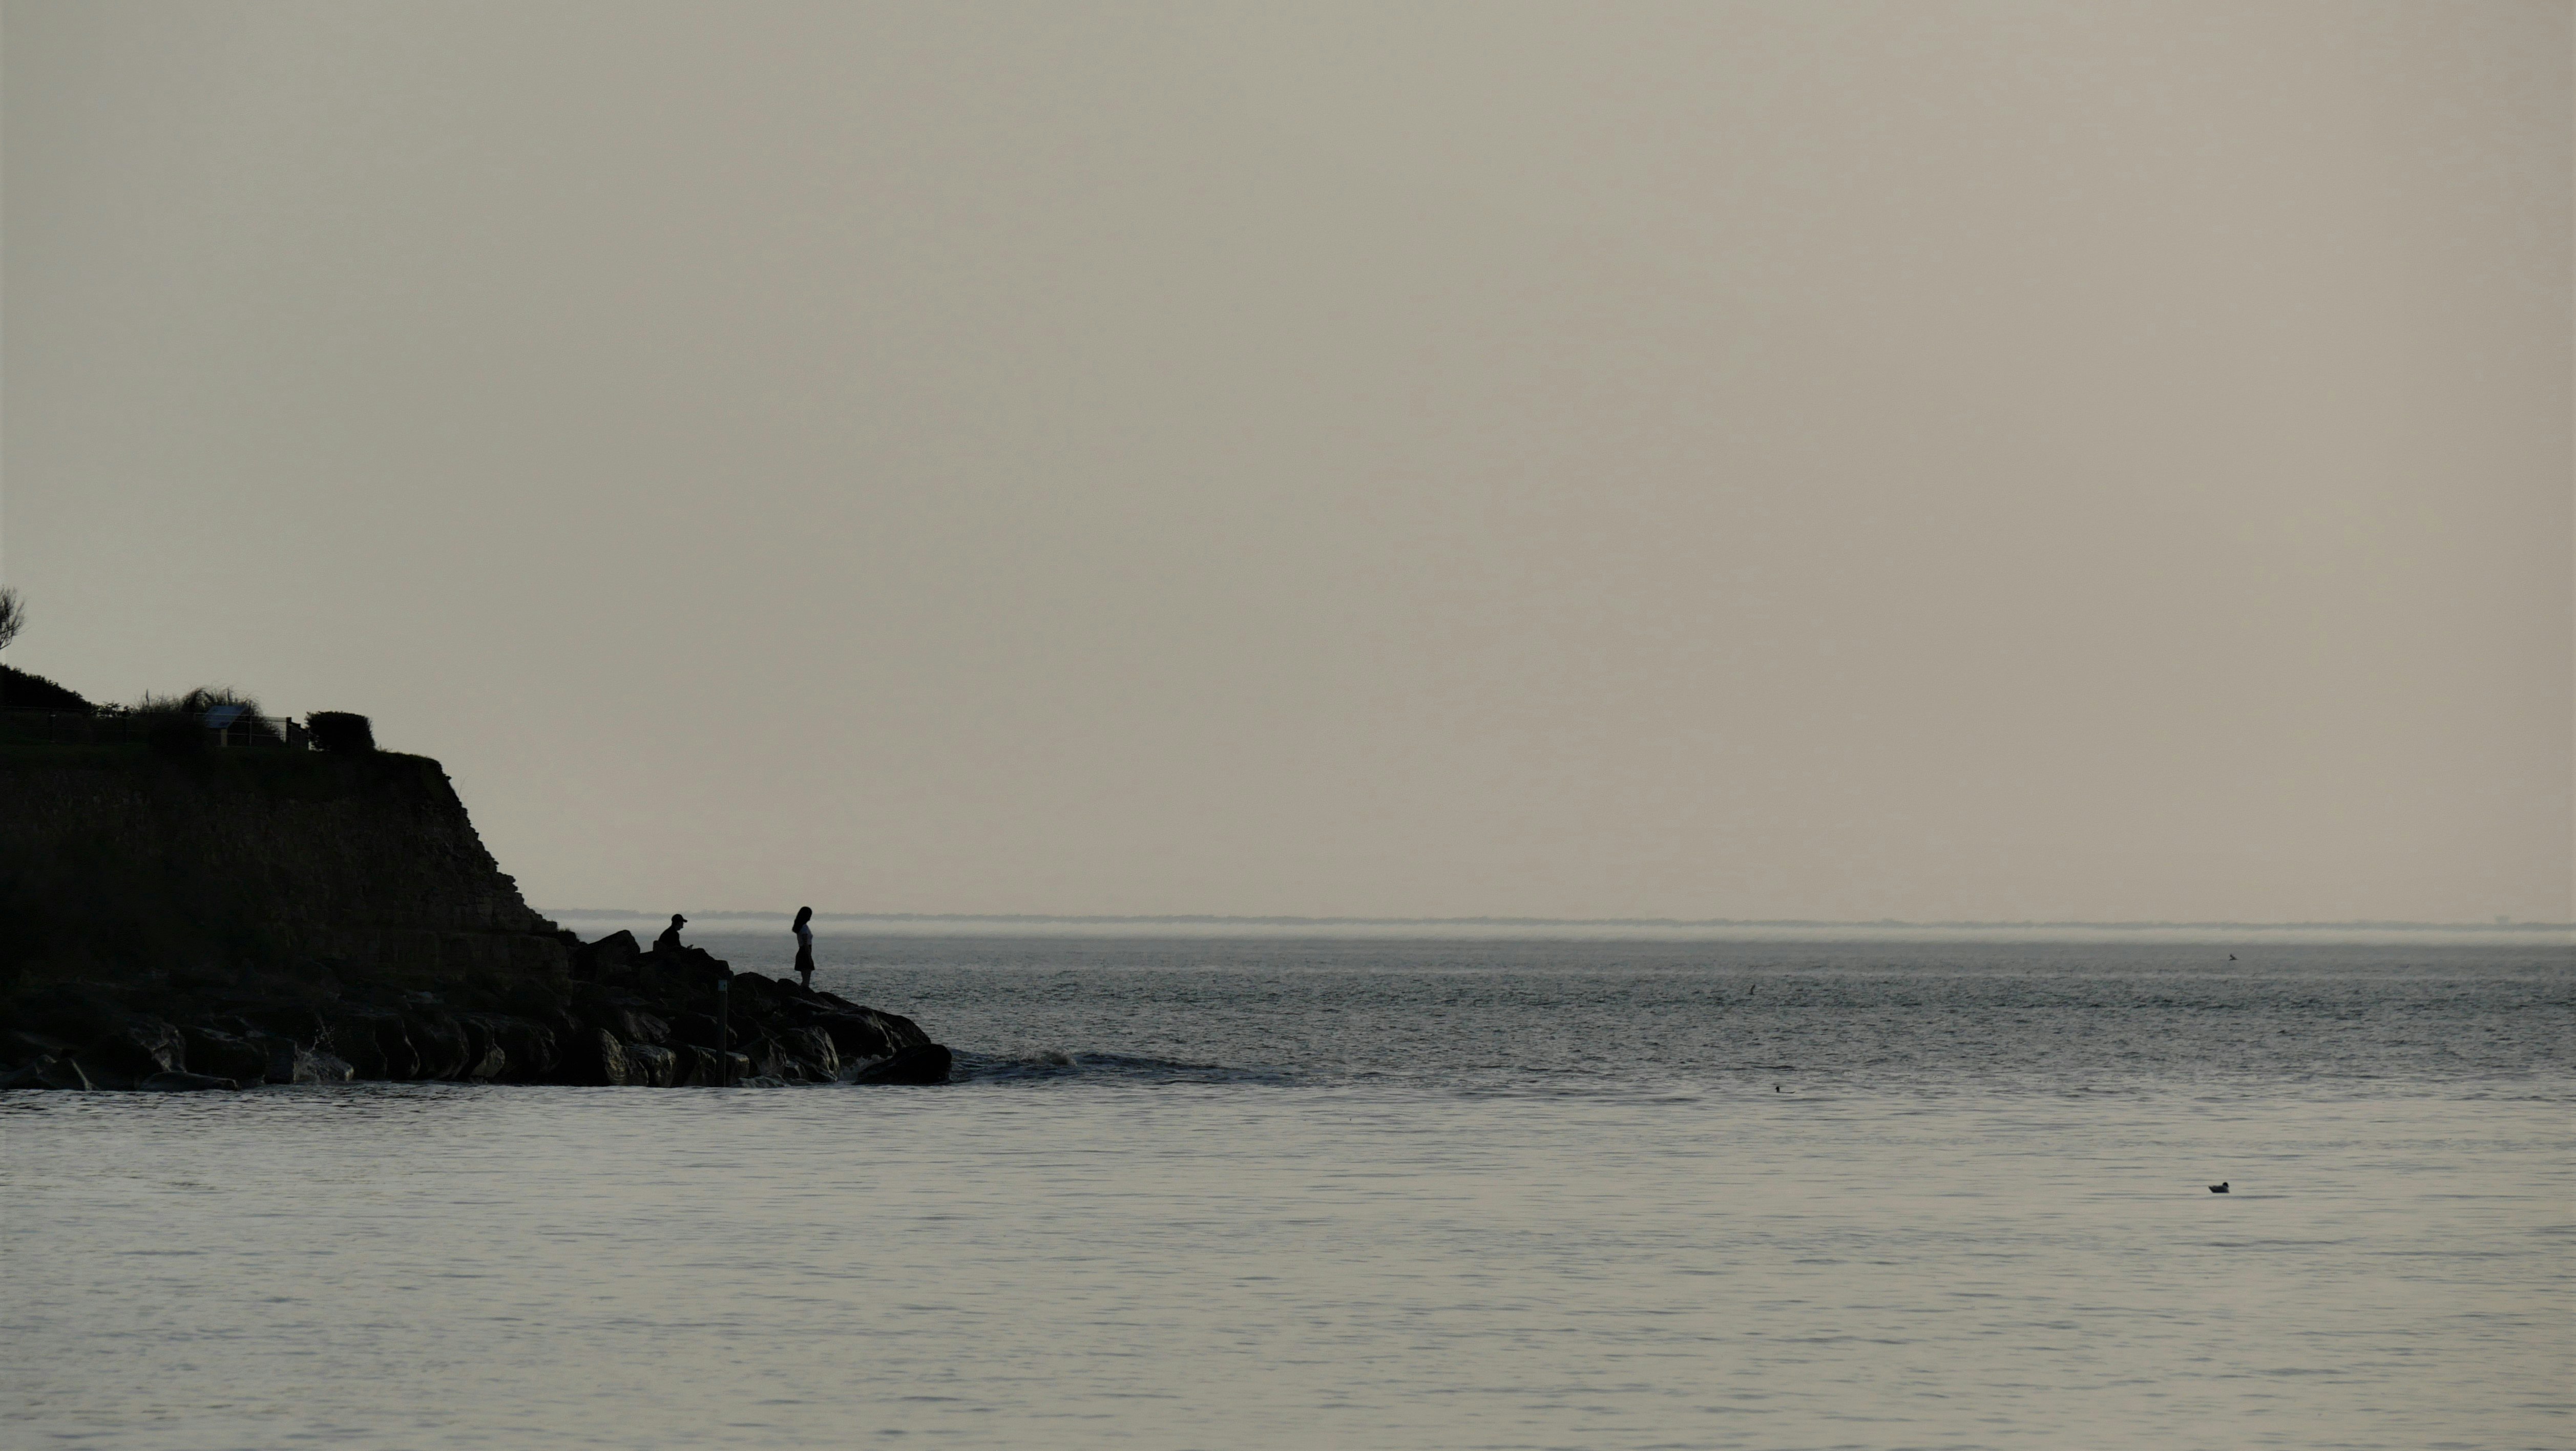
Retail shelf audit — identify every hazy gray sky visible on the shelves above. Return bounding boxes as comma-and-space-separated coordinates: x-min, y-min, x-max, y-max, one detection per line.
4, 2, 2568, 922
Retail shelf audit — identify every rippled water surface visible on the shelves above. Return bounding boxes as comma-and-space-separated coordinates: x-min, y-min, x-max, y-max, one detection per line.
5, 937, 2569, 1448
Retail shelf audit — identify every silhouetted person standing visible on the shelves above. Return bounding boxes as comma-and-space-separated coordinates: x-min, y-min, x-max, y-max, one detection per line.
791, 906, 816, 992
655, 913, 687, 955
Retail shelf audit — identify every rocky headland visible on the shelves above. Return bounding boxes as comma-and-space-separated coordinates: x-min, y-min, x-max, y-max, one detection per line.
0, 690, 951, 1091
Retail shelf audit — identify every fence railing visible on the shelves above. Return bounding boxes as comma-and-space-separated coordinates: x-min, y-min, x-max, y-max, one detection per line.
0, 708, 315, 749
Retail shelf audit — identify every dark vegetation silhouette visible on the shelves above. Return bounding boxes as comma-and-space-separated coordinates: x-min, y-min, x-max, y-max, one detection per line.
131, 688, 285, 755
0, 590, 80, 712
2, 685, 311, 752
306, 711, 374, 754
0, 664, 92, 712
136, 688, 285, 731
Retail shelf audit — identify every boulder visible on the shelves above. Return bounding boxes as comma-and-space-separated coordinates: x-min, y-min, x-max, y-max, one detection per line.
728, 973, 787, 1013
674, 1046, 750, 1086
808, 1011, 900, 1064
480, 1015, 558, 1082
181, 1026, 271, 1084
666, 1011, 723, 1053
614, 1007, 671, 1047
456, 1017, 509, 1081
326, 1011, 416, 1080
235, 1003, 332, 1045
380, 1017, 423, 1079
70, 1059, 136, 1090
574, 930, 641, 982
625, 1043, 677, 1087
0, 1057, 58, 1090
4, 1029, 76, 1066
37, 1057, 96, 1091
569, 988, 671, 1048
563, 1027, 632, 1087
257, 1036, 355, 1084
747, 1036, 804, 1082
87, 1017, 189, 1079
782, 1025, 840, 1079
634, 945, 732, 998
403, 1007, 472, 1080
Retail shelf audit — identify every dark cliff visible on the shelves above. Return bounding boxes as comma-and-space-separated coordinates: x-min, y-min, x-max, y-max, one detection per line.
0, 741, 949, 1089
0, 747, 566, 980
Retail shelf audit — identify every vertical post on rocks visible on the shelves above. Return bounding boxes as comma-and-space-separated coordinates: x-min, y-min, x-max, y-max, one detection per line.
716, 975, 731, 1087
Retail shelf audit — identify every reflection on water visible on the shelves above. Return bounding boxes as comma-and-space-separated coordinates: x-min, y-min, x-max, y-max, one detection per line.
4, 941, 2569, 1449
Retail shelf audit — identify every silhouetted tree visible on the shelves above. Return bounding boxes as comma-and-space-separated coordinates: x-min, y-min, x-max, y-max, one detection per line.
0, 587, 23, 654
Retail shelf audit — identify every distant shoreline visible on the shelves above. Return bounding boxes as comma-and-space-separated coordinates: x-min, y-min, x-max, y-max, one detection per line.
538, 910, 2575, 945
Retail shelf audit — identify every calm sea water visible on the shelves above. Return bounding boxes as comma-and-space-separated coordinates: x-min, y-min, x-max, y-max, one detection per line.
5, 936, 2569, 1449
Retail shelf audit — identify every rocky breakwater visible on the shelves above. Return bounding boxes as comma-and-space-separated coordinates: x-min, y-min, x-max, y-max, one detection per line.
0, 930, 952, 1091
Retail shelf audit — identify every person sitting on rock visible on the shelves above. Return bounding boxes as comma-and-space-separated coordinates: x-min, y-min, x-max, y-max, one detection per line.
790, 906, 816, 992
654, 912, 687, 955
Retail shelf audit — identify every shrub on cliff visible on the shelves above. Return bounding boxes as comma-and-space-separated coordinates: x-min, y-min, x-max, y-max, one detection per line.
132, 687, 287, 749
307, 711, 375, 754
157, 686, 272, 720
0, 664, 92, 713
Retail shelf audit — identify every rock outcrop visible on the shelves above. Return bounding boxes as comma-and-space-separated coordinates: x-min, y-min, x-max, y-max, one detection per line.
0, 933, 949, 1090
0, 740, 952, 1090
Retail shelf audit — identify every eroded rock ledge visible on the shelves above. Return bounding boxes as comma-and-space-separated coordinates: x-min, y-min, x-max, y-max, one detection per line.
0, 930, 952, 1091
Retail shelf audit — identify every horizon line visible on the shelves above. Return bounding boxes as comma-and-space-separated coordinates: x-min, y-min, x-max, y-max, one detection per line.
537, 908, 2575, 933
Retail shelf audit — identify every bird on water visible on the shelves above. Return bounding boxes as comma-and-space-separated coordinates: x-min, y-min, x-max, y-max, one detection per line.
2209, 1181, 2230, 1193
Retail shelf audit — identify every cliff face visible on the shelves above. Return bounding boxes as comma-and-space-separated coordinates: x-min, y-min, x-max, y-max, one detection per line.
0, 749, 567, 979
0, 743, 952, 1089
